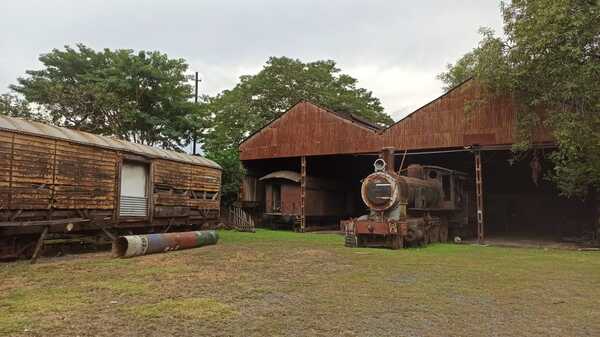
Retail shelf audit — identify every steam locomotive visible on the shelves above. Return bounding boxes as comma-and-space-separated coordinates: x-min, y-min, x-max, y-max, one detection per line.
343, 148, 472, 249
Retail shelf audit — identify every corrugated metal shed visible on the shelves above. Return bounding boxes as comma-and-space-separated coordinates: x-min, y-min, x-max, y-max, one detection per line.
239, 79, 554, 161
382, 79, 552, 150
239, 101, 383, 160
0, 115, 221, 169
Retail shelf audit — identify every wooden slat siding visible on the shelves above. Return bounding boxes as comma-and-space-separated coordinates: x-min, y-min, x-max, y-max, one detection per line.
0, 131, 13, 187
239, 80, 555, 161
9, 134, 55, 209
153, 159, 221, 209
0, 131, 11, 209
1, 126, 221, 226
239, 101, 383, 160
190, 165, 221, 192
153, 159, 190, 207
53, 140, 117, 209
189, 165, 221, 209
153, 159, 191, 190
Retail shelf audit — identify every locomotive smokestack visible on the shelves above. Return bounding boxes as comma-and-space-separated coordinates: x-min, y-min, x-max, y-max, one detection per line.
381, 147, 396, 173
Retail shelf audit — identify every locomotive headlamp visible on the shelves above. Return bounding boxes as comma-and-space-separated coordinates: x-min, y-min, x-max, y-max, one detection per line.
373, 158, 386, 172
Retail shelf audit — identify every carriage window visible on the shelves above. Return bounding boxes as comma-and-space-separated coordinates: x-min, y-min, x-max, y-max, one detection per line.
428, 170, 438, 179
442, 175, 451, 201
272, 184, 281, 212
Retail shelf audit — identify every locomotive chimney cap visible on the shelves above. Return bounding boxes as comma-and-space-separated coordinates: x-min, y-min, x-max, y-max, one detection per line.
374, 158, 386, 172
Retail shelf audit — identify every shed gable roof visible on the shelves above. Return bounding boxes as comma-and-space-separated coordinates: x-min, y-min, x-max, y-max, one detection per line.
382, 78, 552, 149
239, 80, 554, 161
239, 101, 383, 160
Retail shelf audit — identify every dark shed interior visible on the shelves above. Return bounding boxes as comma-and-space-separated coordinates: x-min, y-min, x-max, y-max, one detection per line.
242, 154, 377, 229
395, 148, 593, 240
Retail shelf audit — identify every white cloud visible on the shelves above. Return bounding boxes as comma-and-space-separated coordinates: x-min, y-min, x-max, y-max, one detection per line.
344, 64, 445, 120
0, 0, 504, 122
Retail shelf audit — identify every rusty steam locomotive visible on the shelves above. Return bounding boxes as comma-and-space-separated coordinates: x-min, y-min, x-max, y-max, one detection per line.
343, 148, 472, 249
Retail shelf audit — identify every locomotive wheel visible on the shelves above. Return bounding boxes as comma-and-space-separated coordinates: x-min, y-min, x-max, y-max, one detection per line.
345, 233, 358, 247
387, 235, 403, 249
430, 226, 440, 243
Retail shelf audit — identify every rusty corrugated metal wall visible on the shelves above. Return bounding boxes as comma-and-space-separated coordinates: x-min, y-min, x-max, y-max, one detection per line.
239, 101, 383, 160
383, 80, 516, 149
383, 80, 552, 149
239, 79, 554, 161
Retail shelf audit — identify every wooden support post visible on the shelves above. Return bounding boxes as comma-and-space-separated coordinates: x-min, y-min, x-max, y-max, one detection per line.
474, 150, 485, 243
30, 226, 49, 264
300, 156, 306, 232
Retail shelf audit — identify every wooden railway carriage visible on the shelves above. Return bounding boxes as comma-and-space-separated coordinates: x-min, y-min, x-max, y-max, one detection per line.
0, 115, 221, 259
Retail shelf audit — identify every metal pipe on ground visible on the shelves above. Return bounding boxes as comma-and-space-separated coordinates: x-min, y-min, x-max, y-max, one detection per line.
112, 230, 218, 258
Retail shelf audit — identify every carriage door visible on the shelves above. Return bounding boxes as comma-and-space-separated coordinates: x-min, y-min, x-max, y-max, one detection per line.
119, 161, 149, 217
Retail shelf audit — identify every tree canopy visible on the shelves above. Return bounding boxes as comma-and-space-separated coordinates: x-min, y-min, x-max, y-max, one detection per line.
0, 93, 45, 121
11, 44, 199, 149
200, 56, 392, 206
202, 57, 392, 154
438, 0, 600, 198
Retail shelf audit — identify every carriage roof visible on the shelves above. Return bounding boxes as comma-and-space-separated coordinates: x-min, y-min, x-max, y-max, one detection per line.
0, 115, 220, 169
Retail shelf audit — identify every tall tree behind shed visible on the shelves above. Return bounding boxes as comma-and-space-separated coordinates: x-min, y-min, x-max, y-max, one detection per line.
203, 56, 393, 154
0, 93, 45, 121
202, 56, 392, 207
437, 0, 600, 198
11, 44, 199, 150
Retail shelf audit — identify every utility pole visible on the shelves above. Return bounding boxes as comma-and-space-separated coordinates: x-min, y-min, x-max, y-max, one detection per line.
192, 71, 199, 155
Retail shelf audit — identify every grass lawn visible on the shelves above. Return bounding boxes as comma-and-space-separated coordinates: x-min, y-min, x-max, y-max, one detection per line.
1, 229, 599, 337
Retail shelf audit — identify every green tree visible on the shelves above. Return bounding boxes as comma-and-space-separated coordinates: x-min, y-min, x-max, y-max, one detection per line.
201, 57, 393, 206
438, 0, 600, 198
206, 147, 246, 209
0, 93, 45, 121
203, 57, 392, 154
11, 44, 199, 149
437, 27, 513, 93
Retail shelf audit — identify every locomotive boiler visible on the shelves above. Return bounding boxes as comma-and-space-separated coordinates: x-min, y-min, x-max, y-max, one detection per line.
343, 148, 471, 249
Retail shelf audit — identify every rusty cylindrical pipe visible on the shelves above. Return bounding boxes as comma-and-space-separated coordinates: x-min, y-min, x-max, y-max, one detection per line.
112, 230, 219, 258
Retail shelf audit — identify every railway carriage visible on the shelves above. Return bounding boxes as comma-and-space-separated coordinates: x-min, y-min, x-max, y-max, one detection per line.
0, 115, 221, 260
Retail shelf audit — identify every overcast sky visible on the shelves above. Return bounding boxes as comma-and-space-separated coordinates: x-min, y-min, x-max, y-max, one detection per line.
0, 0, 503, 121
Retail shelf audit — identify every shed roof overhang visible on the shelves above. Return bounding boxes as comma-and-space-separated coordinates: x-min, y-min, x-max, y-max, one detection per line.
259, 170, 301, 183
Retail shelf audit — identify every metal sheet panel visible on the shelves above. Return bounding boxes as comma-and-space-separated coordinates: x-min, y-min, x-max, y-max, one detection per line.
239, 80, 554, 161
119, 196, 148, 217
239, 101, 383, 160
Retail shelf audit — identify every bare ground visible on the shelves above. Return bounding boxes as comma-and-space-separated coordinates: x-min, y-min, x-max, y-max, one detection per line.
1, 229, 599, 337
